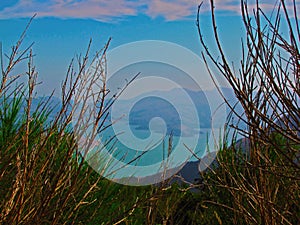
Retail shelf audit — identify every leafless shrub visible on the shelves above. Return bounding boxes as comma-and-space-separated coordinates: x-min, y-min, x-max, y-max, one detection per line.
197, 0, 299, 224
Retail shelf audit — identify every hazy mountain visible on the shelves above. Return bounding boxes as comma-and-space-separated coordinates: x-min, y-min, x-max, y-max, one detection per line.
10, 87, 244, 136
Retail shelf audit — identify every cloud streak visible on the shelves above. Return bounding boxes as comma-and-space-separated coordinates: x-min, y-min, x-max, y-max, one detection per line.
0, 0, 142, 21
0, 0, 298, 21
145, 0, 196, 21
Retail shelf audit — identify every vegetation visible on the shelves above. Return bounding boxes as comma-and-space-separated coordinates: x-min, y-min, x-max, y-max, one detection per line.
196, 0, 299, 224
0, 0, 299, 224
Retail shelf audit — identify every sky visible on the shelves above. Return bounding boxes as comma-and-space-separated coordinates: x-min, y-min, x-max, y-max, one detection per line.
0, 0, 298, 95
0, 0, 298, 181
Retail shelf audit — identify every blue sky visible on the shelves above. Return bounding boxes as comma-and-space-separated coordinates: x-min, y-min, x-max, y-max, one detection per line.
0, 0, 297, 95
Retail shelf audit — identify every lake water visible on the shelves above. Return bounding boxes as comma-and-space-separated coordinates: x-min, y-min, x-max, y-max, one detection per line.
91, 123, 214, 166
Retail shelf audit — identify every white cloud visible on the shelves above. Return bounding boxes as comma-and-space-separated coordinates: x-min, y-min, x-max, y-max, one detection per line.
145, 0, 197, 21
0, 0, 142, 21
0, 0, 298, 21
